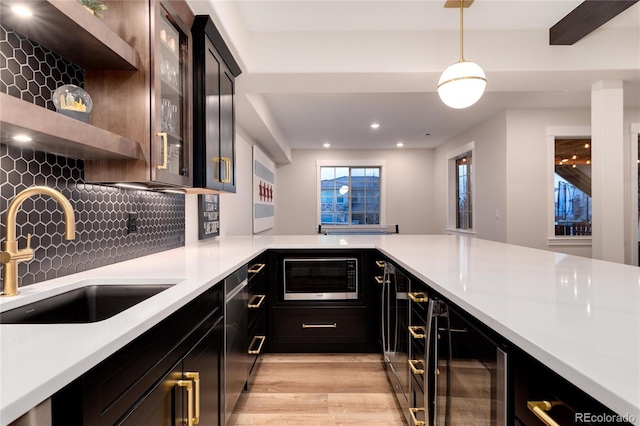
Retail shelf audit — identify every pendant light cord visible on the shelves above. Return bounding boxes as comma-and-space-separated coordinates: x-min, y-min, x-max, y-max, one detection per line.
459, 0, 465, 62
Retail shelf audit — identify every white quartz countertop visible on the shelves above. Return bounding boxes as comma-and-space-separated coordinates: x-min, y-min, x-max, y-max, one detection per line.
1, 235, 638, 425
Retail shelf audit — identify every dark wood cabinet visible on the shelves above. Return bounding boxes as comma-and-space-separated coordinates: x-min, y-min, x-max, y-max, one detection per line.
192, 15, 242, 193
51, 283, 224, 426
151, 0, 193, 186
513, 350, 633, 426
117, 316, 223, 426
84, 0, 194, 187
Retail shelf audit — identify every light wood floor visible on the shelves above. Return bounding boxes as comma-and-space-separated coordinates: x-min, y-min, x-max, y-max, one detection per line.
228, 353, 407, 426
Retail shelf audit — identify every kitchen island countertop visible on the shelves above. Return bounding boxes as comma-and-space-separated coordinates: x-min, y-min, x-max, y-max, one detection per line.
1, 235, 638, 425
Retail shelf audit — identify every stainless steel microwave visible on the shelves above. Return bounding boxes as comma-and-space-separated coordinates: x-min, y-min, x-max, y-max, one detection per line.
283, 257, 358, 300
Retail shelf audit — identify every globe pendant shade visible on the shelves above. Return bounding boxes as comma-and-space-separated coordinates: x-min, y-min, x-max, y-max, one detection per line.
437, 60, 487, 109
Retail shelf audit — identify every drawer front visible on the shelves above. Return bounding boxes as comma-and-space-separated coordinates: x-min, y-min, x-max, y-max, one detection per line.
248, 291, 267, 330
247, 318, 267, 373
409, 291, 430, 325
409, 326, 426, 392
409, 374, 426, 426
248, 259, 267, 285
272, 306, 367, 344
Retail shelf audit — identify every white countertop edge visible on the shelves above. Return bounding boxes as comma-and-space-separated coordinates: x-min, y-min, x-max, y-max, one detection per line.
1, 235, 638, 425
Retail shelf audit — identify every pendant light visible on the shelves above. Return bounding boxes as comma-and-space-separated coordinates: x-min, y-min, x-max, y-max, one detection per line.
437, 0, 486, 109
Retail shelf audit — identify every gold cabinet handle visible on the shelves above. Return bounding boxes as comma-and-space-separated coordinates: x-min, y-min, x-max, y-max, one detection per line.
408, 292, 428, 303
248, 294, 266, 309
248, 263, 266, 274
224, 157, 231, 183
408, 359, 425, 375
156, 132, 168, 170
374, 276, 384, 284
302, 323, 337, 328
409, 407, 426, 426
408, 325, 426, 339
184, 372, 200, 425
213, 157, 232, 183
375, 260, 386, 268
527, 401, 562, 426
248, 335, 266, 355
177, 379, 194, 426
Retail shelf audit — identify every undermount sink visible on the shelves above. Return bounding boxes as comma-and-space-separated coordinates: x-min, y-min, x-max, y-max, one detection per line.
0, 284, 174, 324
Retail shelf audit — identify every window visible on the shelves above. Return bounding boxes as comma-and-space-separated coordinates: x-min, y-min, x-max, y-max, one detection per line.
320, 166, 381, 225
446, 141, 475, 234
554, 138, 592, 236
546, 126, 591, 245
456, 155, 472, 230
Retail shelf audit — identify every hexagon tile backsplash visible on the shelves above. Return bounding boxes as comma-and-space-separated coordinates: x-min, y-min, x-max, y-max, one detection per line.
1, 22, 186, 289
0, 144, 185, 287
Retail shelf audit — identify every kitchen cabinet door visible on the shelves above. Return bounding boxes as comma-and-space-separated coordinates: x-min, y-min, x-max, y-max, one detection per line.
182, 316, 224, 426
83, 0, 194, 187
192, 15, 241, 193
118, 362, 185, 426
152, 0, 192, 186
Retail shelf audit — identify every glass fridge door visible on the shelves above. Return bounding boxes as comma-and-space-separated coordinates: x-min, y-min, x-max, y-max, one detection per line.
435, 305, 507, 426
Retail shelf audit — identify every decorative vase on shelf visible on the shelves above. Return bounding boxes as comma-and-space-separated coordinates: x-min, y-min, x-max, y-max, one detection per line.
52, 84, 93, 123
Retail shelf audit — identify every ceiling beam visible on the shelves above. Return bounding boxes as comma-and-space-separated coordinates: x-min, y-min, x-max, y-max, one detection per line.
549, 0, 638, 45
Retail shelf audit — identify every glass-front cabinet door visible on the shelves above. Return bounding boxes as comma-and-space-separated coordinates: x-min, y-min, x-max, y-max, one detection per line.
152, 1, 191, 186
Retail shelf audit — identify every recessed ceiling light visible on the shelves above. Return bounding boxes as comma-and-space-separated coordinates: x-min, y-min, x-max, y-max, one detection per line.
396, 142, 404, 147
323, 143, 331, 148
13, 134, 32, 142
370, 123, 380, 129
12, 5, 33, 17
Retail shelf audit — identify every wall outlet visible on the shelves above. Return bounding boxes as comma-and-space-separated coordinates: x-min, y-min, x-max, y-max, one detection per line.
127, 212, 138, 234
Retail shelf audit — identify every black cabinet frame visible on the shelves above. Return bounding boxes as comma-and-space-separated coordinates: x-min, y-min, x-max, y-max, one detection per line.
192, 15, 242, 193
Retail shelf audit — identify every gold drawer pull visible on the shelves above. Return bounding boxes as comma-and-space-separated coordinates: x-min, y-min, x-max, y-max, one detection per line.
374, 275, 384, 284
527, 401, 562, 426
409, 407, 426, 426
375, 260, 386, 268
156, 132, 168, 170
177, 379, 194, 426
248, 335, 266, 355
408, 359, 425, 375
184, 372, 200, 424
248, 263, 266, 274
302, 323, 337, 329
408, 325, 426, 339
408, 292, 428, 303
248, 294, 266, 309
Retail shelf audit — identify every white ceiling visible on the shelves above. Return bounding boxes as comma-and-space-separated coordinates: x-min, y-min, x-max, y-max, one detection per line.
186, 0, 640, 164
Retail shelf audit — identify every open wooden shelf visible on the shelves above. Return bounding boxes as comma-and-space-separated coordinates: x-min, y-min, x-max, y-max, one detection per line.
0, 93, 140, 160
0, 0, 139, 70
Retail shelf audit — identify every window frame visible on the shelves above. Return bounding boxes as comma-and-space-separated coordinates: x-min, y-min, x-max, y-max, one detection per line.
446, 142, 476, 235
316, 159, 386, 228
546, 126, 592, 246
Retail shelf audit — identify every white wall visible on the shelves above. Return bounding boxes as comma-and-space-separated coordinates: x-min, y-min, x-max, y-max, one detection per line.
433, 111, 508, 242
274, 149, 435, 235
504, 108, 592, 257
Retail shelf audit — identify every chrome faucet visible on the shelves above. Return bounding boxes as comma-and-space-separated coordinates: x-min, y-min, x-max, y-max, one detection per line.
1, 186, 76, 296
